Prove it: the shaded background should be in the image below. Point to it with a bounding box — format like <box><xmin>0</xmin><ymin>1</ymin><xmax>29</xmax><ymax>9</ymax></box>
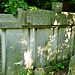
<box><xmin>0</xmin><ymin>0</ymin><xmax>75</xmax><ymax>13</ymax></box>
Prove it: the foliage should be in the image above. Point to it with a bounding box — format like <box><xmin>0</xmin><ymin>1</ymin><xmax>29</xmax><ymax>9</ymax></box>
<box><xmin>0</xmin><ymin>0</ymin><xmax>6</xmax><ymax>13</ymax></box>
<box><xmin>49</xmin><ymin>71</ymin><xmax>54</xmax><ymax>75</ymax></box>
<box><xmin>41</xmin><ymin>72</ymin><xmax>47</xmax><ymax>75</ymax></box>
<box><xmin>41</xmin><ymin>71</ymin><xmax>54</xmax><ymax>75</ymax></box>
<box><xmin>2</xmin><ymin>0</ymin><xmax>28</xmax><ymax>15</ymax></box>
<box><xmin>42</xmin><ymin>1</ymin><xmax>52</xmax><ymax>9</ymax></box>
<box><xmin>0</xmin><ymin>0</ymin><xmax>75</xmax><ymax>14</ymax></box>
<box><xmin>1</xmin><ymin>0</ymin><xmax>38</xmax><ymax>15</ymax></box>
<box><xmin>41</xmin><ymin>61</ymin><xmax>68</xmax><ymax>75</ymax></box>
<box><xmin>37</xmin><ymin>68</ymin><xmax>43</xmax><ymax>71</ymax></box>
<box><xmin>20</xmin><ymin>69</ymin><xmax>33</xmax><ymax>75</ymax></box>
<box><xmin>51</xmin><ymin>61</ymin><xmax>65</xmax><ymax>71</ymax></box>
<box><xmin>28</xmin><ymin>6</ymin><xmax>38</xmax><ymax>9</ymax></box>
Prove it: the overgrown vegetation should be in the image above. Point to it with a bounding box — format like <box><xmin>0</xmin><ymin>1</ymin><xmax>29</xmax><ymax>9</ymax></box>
<box><xmin>1</xmin><ymin>0</ymin><xmax>38</xmax><ymax>15</ymax></box>
<box><xmin>50</xmin><ymin>61</ymin><xmax>65</xmax><ymax>71</ymax></box>
<box><xmin>3</xmin><ymin>0</ymin><xmax>28</xmax><ymax>15</ymax></box>
<box><xmin>0</xmin><ymin>0</ymin><xmax>75</xmax><ymax>14</ymax></box>
<box><xmin>20</xmin><ymin>69</ymin><xmax>33</xmax><ymax>75</ymax></box>
<box><xmin>41</xmin><ymin>61</ymin><xmax>69</xmax><ymax>75</ymax></box>
<box><xmin>18</xmin><ymin>61</ymin><xmax>69</xmax><ymax>75</ymax></box>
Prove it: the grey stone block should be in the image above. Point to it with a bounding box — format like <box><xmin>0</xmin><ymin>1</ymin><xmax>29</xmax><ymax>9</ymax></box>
<box><xmin>57</xmin><ymin>28</ymin><xmax>71</xmax><ymax>62</ymax></box>
<box><xmin>6</xmin><ymin>29</ymin><xmax>29</xmax><ymax>75</ymax></box>
<box><xmin>52</xmin><ymin>2</ymin><xmax>63</xmax><ymax>14</ymax></box>
<box><xmin>26</xmin><ymin>9</ymin><xmax>55</xmax><ymax>25</ymax></box>
<box><xmin>0</xmin><ymin>14</ymin><xmax>19</xmax><ymax>28</ymax></box>
<box><xmin>68</xmin><ymin>55</ymin><xmax>75</xmax><ymax>75</ymax></box>
<box><xmin>35</xmin><ymin>28</ymin><xmax>54</xmax><ymax>67</ymax></box>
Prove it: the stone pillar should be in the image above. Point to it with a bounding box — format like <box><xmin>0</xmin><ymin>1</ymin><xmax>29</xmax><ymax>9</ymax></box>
<box><xmin>17</xmin><ymin>8</ymin><xmax>29</xmax><ymax>26</ymax></box>
<box><xmin>0</xmin><ymin>29</ymin><xmax>2</xmax><ymax>75</ymax></box>
<box><xmin>1</xmin><ymin>29</ymin><xmax>6</xmax><ymax>75</ymax></box>
<box><xmin>17</xmin><ymin>8</ymin><xmax>23</xmax><ymax>27</ymax></box>
<box><xmin>52</xmin><ymin>2</ymin><xmax>63</xmax><ymax>14</ymax></box>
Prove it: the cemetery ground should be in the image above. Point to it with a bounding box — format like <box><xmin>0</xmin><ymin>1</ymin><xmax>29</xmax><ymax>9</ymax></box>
<box><xmin>19</xmin><ymin>61</ymin><xmax>69</xmax><ymax>75</ymax></box>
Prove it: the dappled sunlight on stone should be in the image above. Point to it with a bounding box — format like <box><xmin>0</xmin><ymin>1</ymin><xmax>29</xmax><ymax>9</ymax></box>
<box><xmin>19</xmin><ymin>37</ymin><xmax>27</xmax><ymax>45</ymax></box>
<box><xmin>54</xmin><ymin>20</ymin><xmax>57</xmax><ymax>25</ymax></box>
<box><xmin>49</xmin><ymin>35</ymin><xmax>54</xmax><ymax>43</ymax></box>
<box><xmin>11</xmin><ymin>72</ymin><xmax>14</xmax><ymax>75</ymax></box>
<box><xmin>56</xmin><ymin>28</ymin><xmax>73</xmax><ymax>62</ymax></box>
<box><xmin>10</xmin><ymin>46</ymin><xmax>16</xmax><ymax>50</ymax></box>
<box><xmin>37</xmin><ymin>46</ymin><xmax>45</xmax><ymax>63</ymax></box>
<box><xmin>30</xmin><ymin>38</ymin><xmax>34</xmax><ymax>42</ymax></box>
<box><xmin>24</xmin><ymin>50</ymin><xmax>33</xmax><ymax>69</ymax></box>
<box><xmin>8</xmin><ymin>67</ymin><xmax>11</xmax><ymax>70</ymax></box>
<box><xmin>65</xmin><ymin>39</ymin><xmax>68</xmax><ymax>43</ymax></box>
<box><xmin>45</xmin><ymin>33</ymin><xmax>56</xmax><ymax>61</ymax></box>
<box><xmin>63</xmin><ymin>55</ymin><xmax>68</xmax><ymax>59</ymax></box>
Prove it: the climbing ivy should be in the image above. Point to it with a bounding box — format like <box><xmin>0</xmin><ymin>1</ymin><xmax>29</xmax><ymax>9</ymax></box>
<box><xmin>3</xmin><ymin>0</ymin><xmax>28</xmax><ymax>15</ymax></box>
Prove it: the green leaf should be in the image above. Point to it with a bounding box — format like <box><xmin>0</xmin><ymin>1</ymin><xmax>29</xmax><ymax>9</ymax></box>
<box><xmin>3</xmin><ymin>0</ymin><xmax>29</xmax><ymax>14</ymax></box>
<box><xmin>5</xmin><ymin>4</ymin><xmax>9</xmax><ymax>7</ymax></box>
<box><xmin>12</xmin><ymin>11</ymin><xmax>17</xmax><ymax>15</ymax></box>
<box><xmin>21</xmin><ymin>72</ymin><xmax>25</xmax><ymax>74</ymax></box>
<box><xmin>20</xmin><ymin>4</ymin><xmax>24</xmax><ymax>7</ymax></box>
<box><xmin>1</xmin><ymin>2</ymin><xmax>5</xmax><ymax>8</ymax></box>
<box><xmin>15</xmin><ymin>60</ymin><xmax>18</xmax><ymax>63</ymax></box>
<box><xmin>57</xmin><ymin>64</ymin><xmax>61</xmax><ymax>68</ymax></box>
<box><xmin>52</xmin><ymin>66</ymin><xmax>57</xmax><ymax>70</ymax></box>
<box><xmin>4</xmin><ymin>9</ymin><xmax>8</xmax><ymax>12</ymax></box>
<box><xmin>61</xmin><ymin>66</ymin><xmax>65</xmax><ymax>69</ymax></box>
<box><xmin>25</xmin><ymin>6</ymin><xmax>28</xmax><ymax>9</ymax></box>
<box><xmin>28</xmin><ymin>69</ymin><xmax>32</xmax><ymax>74</ymax></box>
<box><xmin>27</xmin><ymin>72</ymin><xmax>30</xmax><ymax>75</ymax></box>
<box><xmin>9</xmin><ymin>11</ymin><xmax>12</xmax><ymax>14</ymax></box>
<box><xmin>56</xmin><ymin>68</ymin><xmax>59</xmax><ymax>71</ymax></box>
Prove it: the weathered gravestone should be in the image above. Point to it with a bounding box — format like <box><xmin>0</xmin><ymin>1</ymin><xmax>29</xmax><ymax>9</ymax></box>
<box><xmin>52</xmin><ymin>2</ymin><xmax>63</xmax><ymax>14</ymax></box>
<box><xmin>68</xmin><ymin>55</ymin><xmax>75</xmax><ymax>75</ymax></box>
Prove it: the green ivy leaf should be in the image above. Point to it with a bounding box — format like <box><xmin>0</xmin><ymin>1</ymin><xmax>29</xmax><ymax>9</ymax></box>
<box><xmin>1</xmin><ymin>2</ymin><xmax>5</xmax><ymax>8</ymax></box>
<box><xmin>12</xmin><ymin>11</ymin><xmax>16</xmax><ymax>15</ymax></box>
<box><xmin>56</xmin><ymin>68</ymin><xmax>59</xmax><ymax>71</ymax></box>
<box><xmin>15</xmin><ymin>60</ymin><xmax>18</xmax><ymax>63</ymax></box>
<box><xmin>5</xmin><ymin>4</ymin><xmax>9</xmax><ymax>7</ymax></box>
<box><xmin>61</xmin><ymin>66</ymin><xmax>65</xmax><ymax>69</ymax></box>
<box><xmin>52</xmin><ymin>66</ymin><xmax>57</xmax><ymax>70</ymax></box>
<box><xmin>21</xmin><ymin>72</ymin><xmax>25</xmax><ymax>74</ymax></box>
<box><xmin>28</xmin><ymin>69</ymin><xmax>32</xmax><ymax>74</ymax></box>
<box><xmin>20</xmin><ymin>4</ymin><xmax>24</xmax><ymax>7</ymax></box>
<box><xmin>4</xmin><ymin>8</ymin><xmax>8</xmax><ymax>12</ymax></box>
<box><xmin>3</xmin><ymin>0</ymin><xmax>29</xmax><ymax>15</ymax></box>
<box><xmin>27</xmin><ymin>72</ymin><xmax>30</xmax><ymax>75</ymax></box>
<box><xmin>57</xmin><ymin>64</ymin><xmax>61</xmax><ymax>68</ymax></box>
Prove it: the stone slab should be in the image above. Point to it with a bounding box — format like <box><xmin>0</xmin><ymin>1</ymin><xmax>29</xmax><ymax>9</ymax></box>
<box><xmin>35</xmin><ymin>28</ymin><xmax>54</xmax><ymax>67</ymax></box>
<box><xmin>0</xmin><ymin>14</ymin><xmax>19</xmax><ymax>28</ymax></box>
<box><xmin>57</xmin><ymin>28</ymin><xmax>71</xmax><ymax>62</ymax></box>
<box><xmin>68</xmin><ymin>55</ymin><xmax>75</xmax><ymax>75</ymax></box>
<box><xmin>26</xmin><ymin>9</ymin><xmax>55</xmax><ymax>25</ymax></box>
<box><xmin>6</xmin><ymin>29</ymin><xmax>29</xmax><ymax>75</ymax></box>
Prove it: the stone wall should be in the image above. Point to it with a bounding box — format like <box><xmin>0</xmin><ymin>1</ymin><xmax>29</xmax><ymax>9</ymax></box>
<box><xmin>3</xmin><ymin>26</ymin><xmax>74</xmax><ymax>75</ymax></box>
<box><xmin>0</xmin><ymin>2</ymin><xmax>75</xmax><ymax>75</ymax></box>
<box><xmin>0</xmin><ymin>3</ymin><xmax>75</xmax><ymax>28</ymax></box>
<box><xmin>17</xmin><ymin>9</ymin><xmax>75</xmax><ymax>26</ymax></box>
